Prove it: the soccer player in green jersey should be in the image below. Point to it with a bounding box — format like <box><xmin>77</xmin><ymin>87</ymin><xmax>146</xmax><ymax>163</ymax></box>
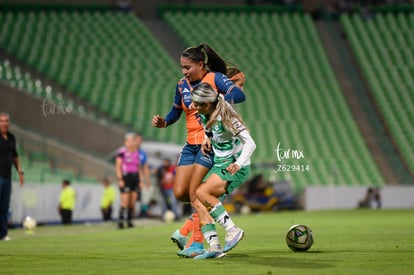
<box><xmin>190</xmin><ymin>82</ymin><xmax>256</xmax><ymax>259</ymax></box>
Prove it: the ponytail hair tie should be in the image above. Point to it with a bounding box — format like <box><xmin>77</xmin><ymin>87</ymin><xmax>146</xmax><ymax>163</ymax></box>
<box><xmin>201</xmin><ymin>48</ymin><xmax>208</xmax><ymax>65</ymax></box>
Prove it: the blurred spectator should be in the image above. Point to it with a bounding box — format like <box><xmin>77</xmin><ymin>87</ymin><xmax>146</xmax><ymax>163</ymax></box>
<box><xmin>58</xmin><ymin>179</ymin><xmax>76</xmax><ymax>224</ymax></box>
<box><xmin>157</xmin><ymin>158</ymin><xmax>180</xmax><ymax>220</ymax></box>
<box><xmin>100</xmin><ymin>178</ymin><xmax>116</xmax><ymax>222</ymax></box>
<box><xmin>0</xmin><ymin>112</ymin><xmax>24</xmax><ymax>241</ymax></box>
<box><xmin>117</xmin><ymin>0</ymin><xmax>132</xmax><ymax>12</ymax></box>
<box><xmin>247</xmin><ymin>174</ymin><xmax>268</xmax><ymax>195</ymax></box>
<box><xmin>360</xmin><ymin>4</ymin><xmax>374</xmax><ymax>20</ymax></box>
<box><xmin>134</xmin><ymin>133</ymin><xmax>151</xmax><ymax>217</ymax></box>
<box><xmin>358</xmin><ymin>187</ymin><xmax>381</xmax><ymax>209</ymax></box>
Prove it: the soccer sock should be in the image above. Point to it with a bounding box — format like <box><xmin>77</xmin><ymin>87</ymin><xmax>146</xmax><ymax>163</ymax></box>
<box><xmin>179</xmin><ymin>215</ymin><xmax>194</xmax><ymax>236</ymax></box>
<box><xmin>185</xmin><ymin>235</ymin><xmax>194</xmax><ymax>249</ymax></box>
<box><xmin>201</xmin><ymin>223</ymin><xmax>219</xmax><ymax>248</ymax></box>
<box><xmin>191</xmin><ymin>213</ymin><xmax>204</xmax><ymax>244</ymax></box>
<box><xmin>127</xmin><ymin>207</ymin><xmax>133</xmax><ymax>222</ymax></box>
<box><xmin>119</xmin><ymin>207</ymin><xmax>126</xmax><ymax>222</ymax></box>
<box><xmin>210</xmin><ymin>202</ymin><xmax>236</xmax><ymax>232</ymax></box>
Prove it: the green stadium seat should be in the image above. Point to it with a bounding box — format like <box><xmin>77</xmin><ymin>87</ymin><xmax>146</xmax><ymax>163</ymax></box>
<box><xmin>341</xmin><ymin>13</ymin><xmax>414</xmax><ymax>176</ymax></box>
<box><xmin>0</xmin><ymin>10</ymin><xmax>181</xmax><ymax>140</ymax></box>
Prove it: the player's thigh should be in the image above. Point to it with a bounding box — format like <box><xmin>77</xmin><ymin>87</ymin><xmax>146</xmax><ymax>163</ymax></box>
<box><xmin>120</xmin><ymin>192</ymin><xmax>130</xmax><ymax>206</ymax></box>
<box><xmin>130</xmin><ymin>191</ymin><xmax>138</xmax><ymax>204</ymax></box>
<box><xmin>173</xmin><ymin>165</ymin><xmax>193</xmax><ymax>202</ymax></box>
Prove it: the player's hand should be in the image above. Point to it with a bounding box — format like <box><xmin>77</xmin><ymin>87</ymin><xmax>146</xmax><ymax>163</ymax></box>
<box><xmin>18</xmin><ymin>173</ymin><xmax>24</xmax><ymax>187</ymax></box>
<box><xmin>152</xmin><ymin>115</ymin><xmax>167</xmax><ymax>128</ymax></box>
<box><xmin>118</xmin><ymin>179</ymin><xmax>125</xmax><ymax>188</ymax></box>
<box><xmin>189</xmin><ymin>102</ymin><xmax>196</xmax><ymax>110</ymax></box>
<box><xmin>226</xmin><ymin>163</ymin><xmax>240</xmax><ymax>176</ymax></box>
<box><xmin>201</xmin><ymin>137</ymin><xmax>211</xmax><ymax>155</ymax></box>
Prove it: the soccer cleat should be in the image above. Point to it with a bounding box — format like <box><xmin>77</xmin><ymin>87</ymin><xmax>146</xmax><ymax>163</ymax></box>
<box><xmin>171</xmin><ymin>229</ymin><xmax>188</xmax><ymax>250</ymax></box>
<box><xmin>223</xmin><ymin>227</ymin><xmax>244</xmax><ymax>252</ymax></box>
<box><xmin>118</xmin><ymin>222</ymin><xmax>125</xmax><ymax>229</ymax></box>
<box><xmin>177</xmin><ymin>242</ymin><xmax>204</xmax><ymax>258</ymax></box>
<box><xmin>194</xmin><ymin>245</ymin><xmax>226</xmax><ymax>260</ymax></box>
<box><xmin>1</xmin><ymin>236</ymin><xmax>11</xmax><ymax>241</ymax></box>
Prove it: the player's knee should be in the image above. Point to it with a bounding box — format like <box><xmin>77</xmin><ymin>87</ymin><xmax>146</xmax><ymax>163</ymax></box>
<box><xmin>195</xmin><ymin>187</ymin><xmax>205</xmax><ymax>203</ymax></box>
<box><xmin>173</xmin><ymin>186</ymin><xmax>189</xmax><ymax>202</ymax></box>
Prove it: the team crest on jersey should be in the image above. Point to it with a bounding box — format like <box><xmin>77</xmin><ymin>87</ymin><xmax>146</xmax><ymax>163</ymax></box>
<box><xmin>212</xmin><ymin>122</ymin><xmax>222</xmax><ymax>133</ymax></box>
<box><xmin>182</xmin><ymin>88</ymin><xmax>192</xmax><ymax>108</ymax></box>
<box><xmin>182</xmin><ymin>88</ymin><xmax>191</xmax><ymax>100</ymax></box>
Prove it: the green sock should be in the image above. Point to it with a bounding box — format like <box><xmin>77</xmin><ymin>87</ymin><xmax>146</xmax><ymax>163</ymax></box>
<box><xmin>210</xmin><ymin>202</ymin><xmax>235</xmax><ymax>231</ymax></box>
<box><xmin>201</xmin><ymin>223</ymin><xmax>219</xmax><ymax>247</ymax></box>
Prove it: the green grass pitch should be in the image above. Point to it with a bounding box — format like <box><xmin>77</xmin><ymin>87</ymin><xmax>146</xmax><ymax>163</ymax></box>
<box><xmin>1</xmin><ymin>209</ymin><xmax>413</xmax><ymax>275</ymax></box>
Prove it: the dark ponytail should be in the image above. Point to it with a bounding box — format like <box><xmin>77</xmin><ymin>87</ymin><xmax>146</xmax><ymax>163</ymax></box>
<box><xmin>181</xmin><ymin>43</ymin><xmax>227</xmax><ymax>74</ymax></box>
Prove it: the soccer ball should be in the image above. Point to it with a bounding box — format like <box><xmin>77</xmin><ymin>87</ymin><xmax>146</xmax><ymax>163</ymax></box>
<box><xmin>240</xmin><ymin>205</ymin><xmax>251</xmax><ymax>215</ymax></box>
<box><xmin>163</xmin><ymin>210</ymin><xmax>176</xmax><ymax>223</ymax></box>
<box><xmin>23</xmin><ymin>216</ymin><xmax>37</xmax><ymax>231</ymax></box>
<box><xmin>286</xmin><ymin>224</ymin><xmax>313</xmax><ymax>252</ymax></box>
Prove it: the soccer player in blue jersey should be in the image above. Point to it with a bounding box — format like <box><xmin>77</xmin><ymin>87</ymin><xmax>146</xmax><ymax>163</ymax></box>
<box><xmin>152</xmin><ymin>44</ymin><xmax>246</xmax><ymax>257</ymax></box>
<box><xmin>190</xmin><ymin>82</ymin><xmax>256</xmax><ymax>259</ymax></box>
<box><xmin>134</xmin><ymin>133</ymin><xmax>152</xmax><ymax>217</ymax></box>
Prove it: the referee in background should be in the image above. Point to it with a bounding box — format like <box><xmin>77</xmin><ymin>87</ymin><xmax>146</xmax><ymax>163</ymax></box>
<box><xmin>0</xmin><ymin>112</ymin><xmax>24</xmax><ymax>241</ymax></box>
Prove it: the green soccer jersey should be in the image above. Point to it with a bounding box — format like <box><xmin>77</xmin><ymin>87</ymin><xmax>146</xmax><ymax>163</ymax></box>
<box><xmin>201</xmin><ymin>114</ymin><xmax>248</xmax><ymax>168</ymax></box>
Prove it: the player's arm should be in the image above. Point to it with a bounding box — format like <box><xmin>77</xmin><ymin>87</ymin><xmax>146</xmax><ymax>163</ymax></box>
<box><xmin>152</xmin><ymin>85</ymin><xmax>183</xmax><ymax>128</ymax></box>
<box><xmin>12</xmin><ymin>139</ymin><xmax>24</xmax><ymax>186</ymax></box>
<box><xmin>215</xmin><ymin>73</ymin><xmax>246</xmax><ymax>104</ymax></box>
<box><xmin>143</xmin><ymin>162</ymin><xmax>151</xmax><ymax>188</ymax></box>
<box><xmin>234</xmin><ymin>129</ymin><xmax>256</xmax><ymax>168</ymax></box>
<box><xmin>139</xmin><ymin>151</ymin><xmax>151</xmax><ymax>188</ymax></box>
<box><xmin>226</xmin><ymin>118</ymin><xmax>256</xmax><ymax>175</ymax></box>
<box><xmin>115</xmin><ymin>156</ymin><xmax>124</xmax><ymax>188</ymax></box>
<box><xmin>58</xmin><ymin>192</ymin><xmax>63</xmax><ymax>210</ymax></box>
<box><xmin>201</xmin><ymin>129</ymin><xmax>213</xmax><ymax>155</ymax></box>
<box><xmin>137</xmin><ymin>163</ymin><xmax>144</xmax><ymax>190</ymax></box>
<box><xmin>13</xmin><ymin>156</ymin><xmax>24</xmax><ymax>186</ymax></box>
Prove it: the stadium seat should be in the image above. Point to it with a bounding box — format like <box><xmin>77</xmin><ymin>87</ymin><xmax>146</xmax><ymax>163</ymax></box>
<box><xmin>341</xmin><ymin>13</ymin><xmax>414</xmax><ymax>178</ymax></box>
<box><xmin>0</xmin><ymin>9</ymin><xmax>183</xmax><ymax>141</ymax></box>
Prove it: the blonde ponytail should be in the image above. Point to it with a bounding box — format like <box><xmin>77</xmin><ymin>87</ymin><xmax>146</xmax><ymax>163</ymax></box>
<box><xmin>206</xmin><ymin>94</ymin><xmax>247</xmax><ymax>134</ymax></box>
<box><xmin>191</xmin><ymin>83</ymin><xmax>247</xmax><ymax>134</ymax></box>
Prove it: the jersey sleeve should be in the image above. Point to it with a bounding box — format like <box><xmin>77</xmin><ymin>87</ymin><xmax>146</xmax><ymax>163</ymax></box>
<box><xmin>214</xmin><ymin>72</ymin><xmax>246</xmax><ymax>104</ymax></box>
<box><xmin>165</xmin><ymin>84</ymin><xmax>184</xmax><ymax>126</ymax></box>
<box><xmin>139</xmin><ymin>150</ymin><xmax>147</xmax><ymax>165</ymax></box>
<box><xmin>230</xmin><ymin>117</ymin><xmax>247</xmax><ymax>136</ymax></box>
<box><xmin>234</xmin><ymin>129</ymin><xmax>256</xmax><ymax>168</ymax></box>
<box><xmin>116</xmin><ymin>152</ymin><xmax>124</xmax><ymax>160</ymax></box>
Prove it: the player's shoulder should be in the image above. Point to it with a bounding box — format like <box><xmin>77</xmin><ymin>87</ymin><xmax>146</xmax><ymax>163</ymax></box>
<box><xmin>213</xmin><ymin>71</ymin><xmax>229</xmax><ymax>80</ymax></box>
<box><xmin>177</xmin><ymin>77</ymin><xmax>187</xmax><ymax>86</ymax></box>
<box><xmin>117</xmin><ymin>147</ymin><xmax>126</xmax><ymax>157</ymax></box>
<box><xmin>139</xmin><ymin>149</ymin><xmax>148</xmax><ymax>163</ymax></box>
<box><xmin>213</xmin><ymin>71</ymin><xmax>233</xmax><ymax>87</ymax></box>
